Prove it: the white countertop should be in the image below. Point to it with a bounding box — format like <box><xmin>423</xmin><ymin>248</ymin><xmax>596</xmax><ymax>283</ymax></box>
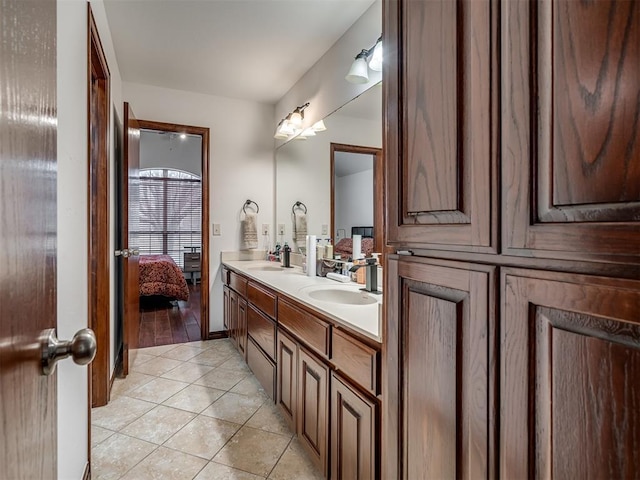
<box><xmin>222</xmin><ymin>260</ymin><xmax>382</xmax><ymax>342</ymax></box>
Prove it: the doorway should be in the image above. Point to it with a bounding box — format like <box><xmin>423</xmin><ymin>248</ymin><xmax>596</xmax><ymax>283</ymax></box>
<box><xmin>135</xmin><ymin>120</ymin><xmax>210</xmax><ymax>344</ymax></box>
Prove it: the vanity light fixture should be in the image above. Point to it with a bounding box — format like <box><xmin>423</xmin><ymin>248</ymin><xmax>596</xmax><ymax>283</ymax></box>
<box><xmin>345</xmin><ymin>35</ymin><xmax>383</xmax><ymax>84</ymax></box>
<box><xmin>274</xmin><ymin>102</ymin><xmax>314</xmax><ymax>140</ymax></box>
<box><xmin>312</xmin><ymin>119</ymin><xmax>326</xmax><ymax>132</ymax></box>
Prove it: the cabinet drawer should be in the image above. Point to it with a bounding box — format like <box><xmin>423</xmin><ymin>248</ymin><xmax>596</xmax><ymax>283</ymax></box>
<box><xmin>247</xmin><ymin>304</ymin><xmax>276</xmax><ymax>360</ymax></box>
<box><xmin>246</xmin><ymin>336</ymin><xmax>275</xmax><ymax>400</ymax></box>
<box><xmin>221</xmin><ymin>267</ymin><xmax>229</xmax><ymax>285</ymax></box>
<box><xmin>332</xmin><ymin>329</ymin><xmax>379</xmax><ymax>395</ymax></box>
<box><xmin>248</xmin><ymin>282</ymin><xmax>277</xmax><ymax>319</ymax></box>
<box><xmin>229</xmin><ymin>271</ymin><xmax>247</xmax><ymax>297</ymax></box>
<box><xmin>279</xmin><ymin>300</ymin><xmax>330</xmax><ymax>358</ymax></box>
<box><xmin>184</xmin><ymin>253</ymin><xmax>201</xmax><ymax>261</ymax></box>
<box><xmin>184</xmin><ymin>261</ymin><xmax>200</xmax><ymax>272</ymax></box>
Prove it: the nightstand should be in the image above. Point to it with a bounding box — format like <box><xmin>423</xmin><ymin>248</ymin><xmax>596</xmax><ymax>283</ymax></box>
<box><xmin>183</xmin><ymin>251</ymin><xmax>201</xmax><ymax>285</ymax></box>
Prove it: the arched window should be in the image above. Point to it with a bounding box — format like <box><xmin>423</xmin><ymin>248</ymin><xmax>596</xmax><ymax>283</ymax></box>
<box><xmin>133</xmin><ymin>168</ymin><xmax>201</xmax><ymax>268</ymax></box>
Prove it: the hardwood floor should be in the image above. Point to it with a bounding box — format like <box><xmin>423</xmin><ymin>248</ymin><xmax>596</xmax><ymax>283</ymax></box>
<box><xmin>139</xmin><ymin>284</ymin><xmax>201</xmax><ymax>347</ymax></box>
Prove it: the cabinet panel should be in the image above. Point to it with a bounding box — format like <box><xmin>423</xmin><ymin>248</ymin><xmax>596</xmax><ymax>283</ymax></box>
<box><xmin>330</xmin><ymin>372</ymin><xmax>377</xmax><ymax>480</ymax></box>
<box><xmin>248</xmin><ymin>281</ymin><xmax>277</xmax><ymax>319</ymax></box>
<box><xmin>298</xmin><ymin>347</ymin><xmax>329</xmax><ymax>475</ymax></box>
<box><xmin>276</xmin><ymin>331</ymin><xmax>298</xmax><ymax>431</ymax></box>
<box><xmin>247</xmin><ymin>304</ymin><xmax>276</xmax><ymax>360</ymax></box>
<box><xmin>229</xmin><ymin>270</ymin><xmax>247</xmax><ymax>297</ymax></box>
<box><xmin>246</xmin><ymin>336</ymin><xmax>275</xmax><ymax>400</ymax></box>
<box><xmin>500</xmin><ymin>269</ymin><xmax>640</xmax><ymax>479</ymax></box>
<box><xmin>384</xmin><ymin>257</ymin><xmax>494</xmax><ymax>479</ymax></box>
<box><xmin>223</xmin><ymin>286</ymin><xmax>230</xmax><ymax>330</ymax></box>
<box><xmin>502</xmin><ymin>0</ymin><xmax>640</xmax><ymax>261</ymax></box>
<box><xmin>385</xmin><ymin>0</ymin><xmax>497</xmax><ymax>251</ymax></box>
<box><xmin>229</xmin><ymin>289</ymin><xmax>238</xmax><ymax>345</ymax></box>
<box><xmin>279</xmin><ymin>300</ymin><xmax>330</xmax><ymax>358</ymax></box>
<box><xmin>332</xmin><ymin>328</ymin><xmax>378</xmax><ymax>395</ymax></box>
<box><xmin>237</xmin><ymin>297</ymin><xmax>247</xmax><ymax>358</ymax></box>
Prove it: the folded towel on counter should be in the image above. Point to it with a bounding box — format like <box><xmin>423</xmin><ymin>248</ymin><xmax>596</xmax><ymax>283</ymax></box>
<box><xmin>241</xmin><ymin>212</ymin><xmax>258</xmax><ymax>249</ymax></box>
<box><xmin>293</xmin><ymin>212</ymin><xmax>308</xmax><ymax>245</ymax></box>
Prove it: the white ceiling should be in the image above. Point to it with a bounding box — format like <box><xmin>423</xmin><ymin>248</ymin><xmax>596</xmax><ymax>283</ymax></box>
<box><xmin>103</xmin><ymin>0</ymin><xmax>376</xmax><ymax>104</ymax></box>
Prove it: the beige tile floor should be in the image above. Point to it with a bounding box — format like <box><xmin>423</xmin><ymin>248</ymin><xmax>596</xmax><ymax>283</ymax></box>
<box><xmin>92</xmin><ymin>339</ymin><xmax>323</xmax><ymax>480</ymax></box>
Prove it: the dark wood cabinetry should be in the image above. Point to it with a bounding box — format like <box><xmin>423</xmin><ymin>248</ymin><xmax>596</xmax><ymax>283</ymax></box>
<box><xmin>330</xmin><ymin>372</ymin><xmax>377</xmax><ymax>480</ymax></box>
<box><xmin>384</xmin><ymin>0</ymin><xmax>639</xmax><ymax>477</ymax></box>
<box><xmin>298</xmin><ymin>347</ymin><xmax>330</xmax><ymax>476</ymax></box>
<box><xmin>276</xmin><ymin>331</ymin><xmax>298</xmax><ymax>431</ymax></box>
<box><xmin>500</xmin><ymin>269</ymin><xmax>640</xmax><ymax>479</ymax></box>
<box><xmin>237</xmin><ymin>296</ymin><xmax>247</xmax><ymax>357</ymax></box>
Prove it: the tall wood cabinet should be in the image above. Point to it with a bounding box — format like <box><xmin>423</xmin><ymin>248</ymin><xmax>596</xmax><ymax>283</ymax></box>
<box><xmin>384</xmin><ymin>0</ymin><xmax>639</xmax><ymax>477</ymax></box>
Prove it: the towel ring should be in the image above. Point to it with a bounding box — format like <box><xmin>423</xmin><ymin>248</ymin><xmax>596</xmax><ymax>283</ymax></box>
<box><xmin>243</xmin><ymin>199</ymin><xmax>259</xmax><ymax>214</ymax></box>
<box><xmin>292</xmin><ymin>201</ymin><xmax>307</xmax><ymax>215</ymax></box>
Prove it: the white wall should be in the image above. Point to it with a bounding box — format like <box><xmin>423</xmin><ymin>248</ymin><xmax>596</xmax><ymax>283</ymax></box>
<box><xmin>124</xmin><ymin>82</ymin><xmax>275</xmax><ymax>332</ymax></box>
<box><xmin>57</xmin><ymin>1</ymin><xmax>123</xmax><ymax>477</ymax></box>
<box><xmin>140</xmin><ymin>131</ymin><xmax>202</xmax><ymax>176</ymax></box>
<box><xmin>275</xmin><ymin>113</ymin><xmax>381</xmax><ymax>247</ymax></box>
<box><xmin>335</xmin><ymin>167</ymin><xmax>374</xmax><ymax>239</ymax></box>
<box><xmin>274</xmin><ymin>0</ymin><xmax>381</xmax><ymax>137</ymax></box>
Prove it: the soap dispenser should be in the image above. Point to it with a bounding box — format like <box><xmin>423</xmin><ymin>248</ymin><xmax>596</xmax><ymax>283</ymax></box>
<box><xmin>282</xmin><ymin>242</ymin><xmax>292</xmax><ymax>268</ymax></box>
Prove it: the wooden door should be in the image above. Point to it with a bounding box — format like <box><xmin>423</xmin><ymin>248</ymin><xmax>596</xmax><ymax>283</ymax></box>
<box><xmin>229</xmin><ymin>290</ymin><xmax>238</xmax><ymax>346</ymax></box>
<box><xmin>122</xmin><ymin>102</ymin><xmax>140</xmax><ymax>375</ymax></box>
<box><xmin>237</xmin><ymin>297</ymin><xmax>247</xmax><ymax>357</ymax></box>
<box><xmin>298</xmin><ymin>347</ymin><xmax>330</xmax><ymax>475</ymax></box>
<box><xmin>385</xmin><ymin>0</ymin><xmax>498</xmax><ymax>252</ymax></box>
<box><xmin>330</xmin><ymin>373</ymin><xmax>377</xmax><ymax>480</ymax></box>
<box><xmin>502</xmin><ymin>0</ymin><xmax>639</xmax><ymax>263</ymax></box>
<box><xmin>276</xmin><ymin>331</ymin><xmax>298</xmax><ymax>431</ymax></box>
<box><xmin>384</xmin><ymin>256</ymin><xmax>495</xmax><ymax>479</ymax></box>
<box><xmin>500</xmin><ymin>269</ymin><xmax>640</xmax><ymax>478</ymax></box>
<box><xmin>223</xmin><ymin>286</ymin><xmax>230</xmax><ymax>329</ymax></box>
<box><xmin>0</xmin><ymin>0</ymin><xmax>57</xmax><ymax>475</ymax></box>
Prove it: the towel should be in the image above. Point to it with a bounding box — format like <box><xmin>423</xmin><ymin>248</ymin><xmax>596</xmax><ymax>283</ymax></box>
<box><xmin>293</xmin><ymin>212</ymin><xmax>307</xmax><ymax>245</ymax></box>
<box><xmin>241</xmin><ymin>212</ymin><xmax>258</xmax><ymax>249</ymax></box>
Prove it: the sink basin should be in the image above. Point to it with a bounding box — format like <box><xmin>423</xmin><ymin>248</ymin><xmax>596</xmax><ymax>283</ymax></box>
<box><xmin>248</xmin><ymin>265</ymin><xmax>284</xmax><ymax>272</ymax></box>
<box><xmin>307</xmin><ymin>288</ymin><xmax>377</xmax><ymax>305</ymax></box>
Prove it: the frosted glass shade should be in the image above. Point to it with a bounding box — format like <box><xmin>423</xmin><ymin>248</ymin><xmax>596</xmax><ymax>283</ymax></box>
<box><xmin>369</xmin><ymin>40</ymin><xmax>383</xmax><ymax>71</ymax></box>
<box><xmin>345</xmin><ymin>56</ymin><xmax>369</xmax><ymax>84</ymax></box>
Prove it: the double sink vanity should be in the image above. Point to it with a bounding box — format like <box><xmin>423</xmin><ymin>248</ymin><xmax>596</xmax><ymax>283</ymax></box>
<box><xmin>221</xmin><ymin>259</ymin><xmax>382</xmax><ymax>479</ymax></box>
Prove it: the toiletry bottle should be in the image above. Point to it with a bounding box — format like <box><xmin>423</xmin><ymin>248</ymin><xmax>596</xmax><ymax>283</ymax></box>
<box><xmin>282</xmin><ymin>242</ymin><xmax>291</xmax><ymax>268</ymax></box>
<box><xmin>325</xmin><ymin>239</ymin><xmax>333</xmax><ymax>260</ymax></box>
<box><xmin>316</xmin><ymin>239</ymin><xmax>325</xmax><ymax>260</ymax></box>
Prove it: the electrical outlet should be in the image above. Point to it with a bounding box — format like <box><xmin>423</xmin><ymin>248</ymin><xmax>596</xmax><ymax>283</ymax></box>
<box><xmin>213</xmin><ymin>223</ymin><xmax>221</xmax><ymax>236</ymax></box>
<box><xmin>261</xmin><ymin>224</ymin><xmax>269</xmax><ymax>236</ymax></box>
<box><xmin>321</xmin><ymin>224</ymin><xmax>328</xmax><ymax>235</ymax></box>
<box><xmin>278</xmin><ymin>224</ymin><xmax>285</xmax><ymax>235</ymax></box>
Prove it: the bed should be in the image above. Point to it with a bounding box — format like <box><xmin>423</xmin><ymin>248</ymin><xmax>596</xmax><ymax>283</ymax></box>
<box><xmin>334</xmin><ymin>226</ymin><xmax>375</xmax><ymax>259</ymax></box>
<box><xmin>139</xmin><ymin>255</ymin><xmax>190</xmax><ymax>301</ymax></box>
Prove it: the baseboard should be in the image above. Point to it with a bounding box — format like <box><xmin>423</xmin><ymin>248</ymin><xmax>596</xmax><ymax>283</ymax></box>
<box><xmin>208</xmin><ymin>330</ymin><xmax>229</xmax><ymax>340</ymax></box>
<box><xmin>82</xmin><ymin>461</ymin><xmax>90</xmax><ymax>480</ymax></box>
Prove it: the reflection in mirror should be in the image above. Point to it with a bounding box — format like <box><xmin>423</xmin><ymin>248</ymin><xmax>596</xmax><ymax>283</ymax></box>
<box><xmin>275</xmin><ymin>83</ymin><xmax>382</xmax><ymax>257</ymax></box>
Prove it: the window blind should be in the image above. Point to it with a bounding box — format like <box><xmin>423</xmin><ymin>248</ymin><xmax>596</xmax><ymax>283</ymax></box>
<box><xmin>134</xmin><ymin>168</ymin><xmax>201</xmax><ymax>268</ymax></box>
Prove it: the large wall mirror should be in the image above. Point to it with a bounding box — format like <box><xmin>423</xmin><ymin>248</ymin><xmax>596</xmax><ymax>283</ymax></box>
<box><xmin>275</xmin><ymin>83</ymin><xmax>382</xmax><ymax>257</ymax></box>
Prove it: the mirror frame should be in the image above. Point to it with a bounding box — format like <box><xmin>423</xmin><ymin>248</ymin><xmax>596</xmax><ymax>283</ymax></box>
<box><xmin>330</xmin><ymin>142</ymin><xmax>384</xmax><ymax>257</ymax></box>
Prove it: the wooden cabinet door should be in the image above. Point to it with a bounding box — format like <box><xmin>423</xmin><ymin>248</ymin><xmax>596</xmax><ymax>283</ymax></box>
<box><xmin>298</xmin><ymin>347</ymin><xmax>330</xmax><ymax>475</ymax></box>
<box><xmin>502</xmin><ymin>0</ymin><xmax>639</xmax><ymax>263</ymax></box>
<box><xmin>223</xmin><ymin>286</ymin><xmax>230</xmax><ymax>330</ymax></box>
<box><xmin>384</xmin><ymin>256</ymin><xmax>495</xmax><ymax>479</ymax></box>
<box><xmin>229</xmin><ymin>289</ymin><xmax>238</xmax><ymax>346</ymax></box>
<box><xmin>237</xmin><ymin>297</ymin><xmax>247</xmax><ymax>357</ymax></box>
<box><xmin>384</xmin><ymin>0</ymin><xmax>497</xmax><ymax>252</ymax></box>
<box><xmin>500</xmin><ymin>269</ymin><xmax>640</xmax><ymax>478</ymax></box>
<box><xmin>276</xmin><ymin>331</ymin><xmax>298</xmax><ymax>431</ymax></box>
<box><xmin>330</xmin><ymin>373</ymin><xmax>377</xmax><ymax>480</ymax></box>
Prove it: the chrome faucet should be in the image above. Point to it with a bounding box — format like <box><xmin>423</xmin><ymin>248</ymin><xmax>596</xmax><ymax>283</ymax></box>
<box><xmin>349</xmin><ymin>258</ymin><xmax>381</xmax><ymax>294</ymax></box>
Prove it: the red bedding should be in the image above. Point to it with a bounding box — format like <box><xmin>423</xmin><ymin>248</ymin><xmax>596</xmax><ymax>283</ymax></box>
<box><xmin>139</xmin><ymin>255</ymin><xmax>190</xmax><ymax>301</ymax></box>
<box><xmin>334</xmin><ymin>237</ymin><xmax>374</xmax><ymax>259</ymax></box>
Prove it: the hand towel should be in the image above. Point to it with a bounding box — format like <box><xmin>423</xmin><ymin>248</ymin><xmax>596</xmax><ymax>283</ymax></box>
<box><xmin>241</xmin><ymin>212</ymin><xmax>258</xmax><ymax>250</ymax></box>
<box><xmin>293</xmin><ymin>212</ymin><xmax>308</xmax><ymax>245</ymax></box>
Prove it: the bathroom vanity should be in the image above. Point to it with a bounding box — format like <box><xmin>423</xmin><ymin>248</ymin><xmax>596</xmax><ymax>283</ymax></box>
<box><xmin>222</xmin><ymin>260</ymin><xmax>381</xmax><ymax>479</ymax></box>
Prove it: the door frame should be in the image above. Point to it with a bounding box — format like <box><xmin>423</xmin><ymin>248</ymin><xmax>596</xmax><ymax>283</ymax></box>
<box><xmin>88</xmin><ymin>4</ymin><xmax>111</xmax><ymax>411</ymax></box>
<box><xmin>330</xmin><ymin>143</ymin><xmax>384</xmax><ymax>256</ymax></box>
<box><xmin>137</xmin><ymin>119</ymin><xmax>211</xmax><ymax>339</ymax></box>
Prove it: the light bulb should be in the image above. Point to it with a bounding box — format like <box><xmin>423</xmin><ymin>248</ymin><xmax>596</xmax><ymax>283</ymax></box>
<box><xmin>369</xmin><ymin>39</ymin><xmax>383</xmax><ymax>72</ymax></box>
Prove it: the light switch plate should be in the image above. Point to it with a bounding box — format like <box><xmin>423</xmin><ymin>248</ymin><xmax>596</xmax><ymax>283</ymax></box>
<box><xmin>278</xmin><ymin>224</ymin><xmax>285</xmax><ymax>235</ymax></box>
<box><xmin>262</xmin><ymin>224</ymin><xmax>269</xmax><ymax>236</ymax></box>
<box><xmin>321</xmin><ymin>224</ymin><xmax>328</xmax><ymax>235</ymax></box>
<box><xmin>213</xmin><ymin>223</ymin><xmax>221</xmax><ymax>236</ymax></box>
